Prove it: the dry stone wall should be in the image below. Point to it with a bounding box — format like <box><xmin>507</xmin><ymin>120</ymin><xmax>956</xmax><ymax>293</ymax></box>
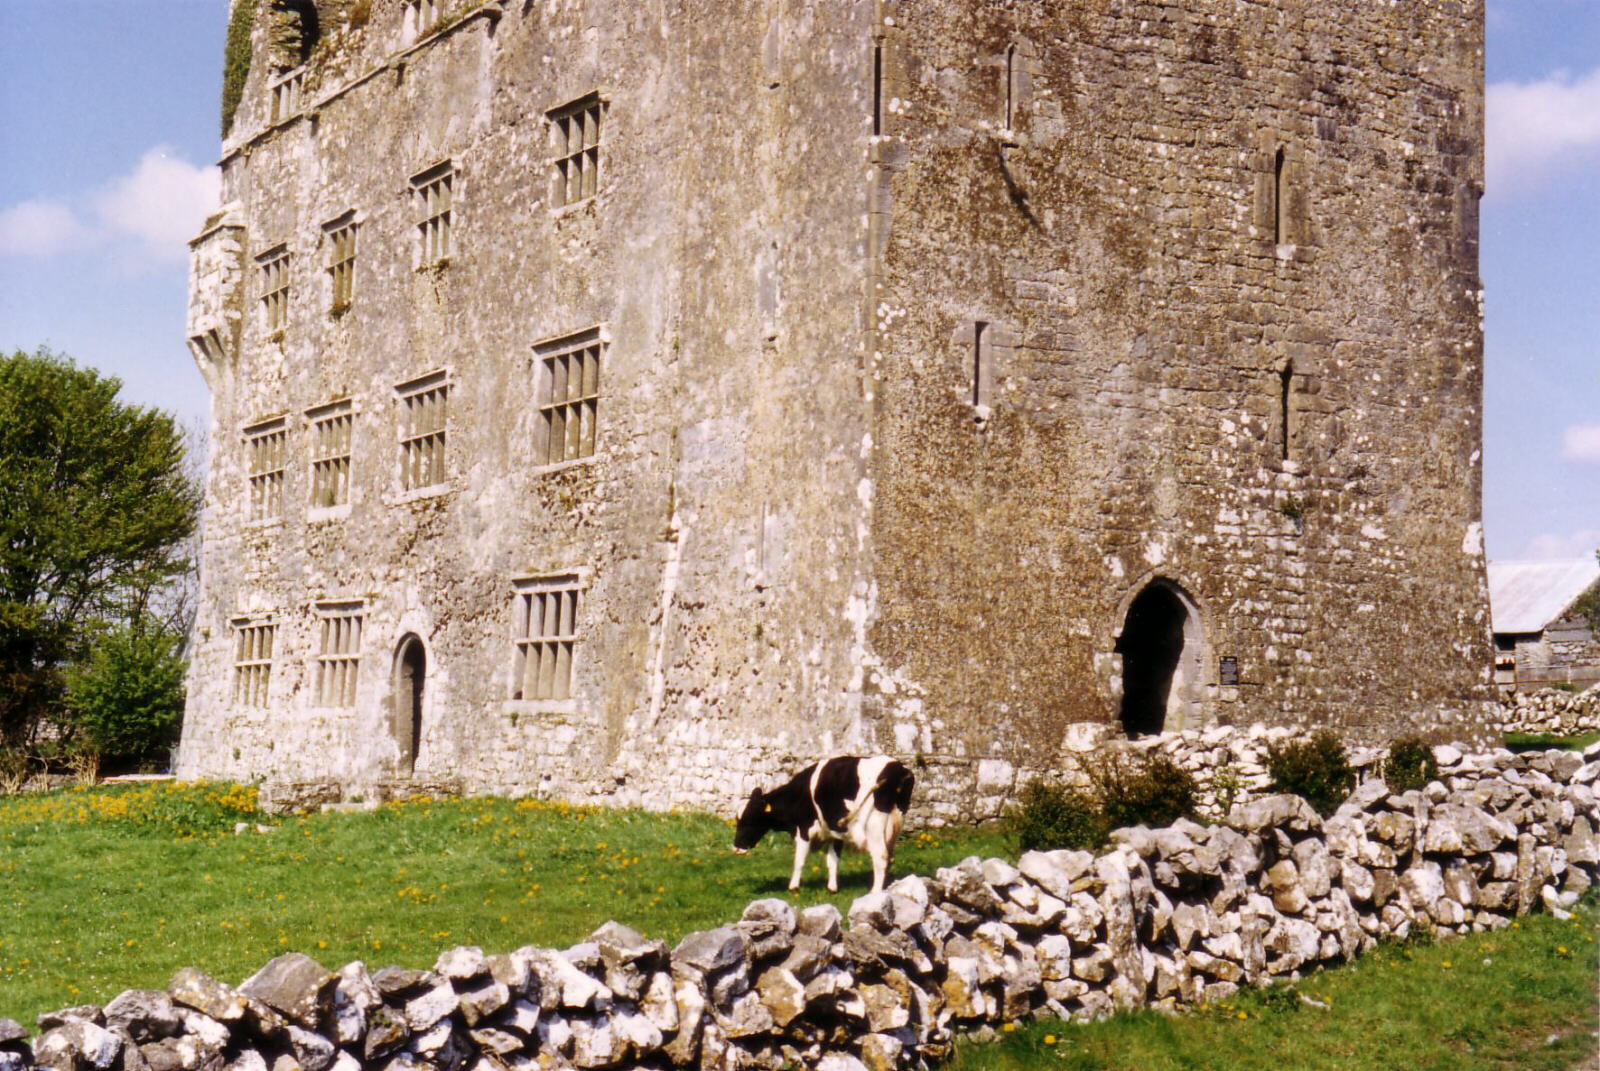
<box><xmin>11</xmin><ymin>742</ymin><xmax>1597</xmax><ymax>1071</ymax></box>
<box><xmin>1493</xmin><ymin>686</ymin><xmax>1600</xmax><ymax>737</ymax></box>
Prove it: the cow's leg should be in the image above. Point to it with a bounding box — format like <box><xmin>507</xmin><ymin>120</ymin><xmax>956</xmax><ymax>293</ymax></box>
<box><xmin>789</xmin><ymin>834</ymin><xmax>811</xmax><ymax>891</ymax></box>
<box><xmin>866</xmin><ymin>812</ymin><xmax>890</xmax><ymax>893</ymax></box>
<box><xmin>826</xmin><ymin>843</ymin><xmax>840</xmax><ymax>893</ymax></box>
<box><xmin>884</xmin><ymin>808</ymin><xmax>905</xmax><ymax>877</ymax></box>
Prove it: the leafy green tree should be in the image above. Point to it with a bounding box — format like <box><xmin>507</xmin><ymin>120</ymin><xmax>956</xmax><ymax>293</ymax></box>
<box><xmin>0</xmin><ymin>349</ymin><xmax>199</xmax><ymax>747</ymax></box>
<box><xmin>64</xmin><ymin>619</ymin><xmax>188</xmax><ymax>768</ymax></box>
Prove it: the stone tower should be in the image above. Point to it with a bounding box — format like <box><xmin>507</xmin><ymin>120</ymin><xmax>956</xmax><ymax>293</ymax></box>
<box><xmin>179</xmin><ymin>0</ymin><xmax>1494</xmax><ymax>816</ymax></box>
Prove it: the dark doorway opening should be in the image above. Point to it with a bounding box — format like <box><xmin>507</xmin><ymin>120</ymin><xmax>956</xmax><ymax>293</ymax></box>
<box><xmin>394</xmin><ymin>636</ymin><xmax>426</xmax><ymax>774</ymax></box>
<box><xmin>1116</xmin><ymin>584</ymin><xmax>1189</xmax><ymax>737</ymax></box>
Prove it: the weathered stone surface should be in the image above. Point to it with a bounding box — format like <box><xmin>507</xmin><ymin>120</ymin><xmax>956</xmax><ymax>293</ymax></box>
<box><xmin>35</xmin><ymin>1023</ymin><xmax>120</xmax><ymax>1071</ymax></box>
<box><xmin>403</xmin><ymin>979</ymin><xmax>458</xmax><ymax>1031</ymax></box>
<box><xmin>239</xmin><ymin>955</ymin><xmax>338</xmax><ymax>1028</ymax></box>
<box><xmin>100</xmin><ymin>992</ymin><xmax>182</xmax><ymax>1045</ymax></box>
<box><xmin>168</xmin><ymin>971</ymin><xmax>247</xmax><ymax>1024</ymax></box>
<box><xmin>1226</xmin><ymin>796</ymin><xmax>1322</xmax><ymax>835</ymax></box>
<box><xmin>0</xmin><ymin>1020</ymin><xmax>26</xmax><ymax>1045</ymax></box>
<box><xmin>755</xmin><ymin>968</ymin><xmax>807</xmax><ymax>1028</ymax></box>
<box><xmin>434</xmin><ymin>946</ymin><xmax>487</xmax><ymax>983</ymax></box>
<box><xmin>673</xmin><ymin>927</ymin><xmax>749</xmax><ymax>974</ymax></box>
<box><xmin>370</xmin><ymin>968</ymin><xmax>431</xmax><ymax>999</ymax></box>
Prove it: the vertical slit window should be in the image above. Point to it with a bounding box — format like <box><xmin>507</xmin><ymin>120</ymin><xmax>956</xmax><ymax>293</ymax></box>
<box><xmin>411</xmin><ymin>164</ymin><xmax>454</xmax><ymax>266</ymax></box>
<box><xmin>315</xmin><ymin>604</ymin><xmax>363</xmax><ymax>708</ymax></box>
<box><xmin>309</xmin><ymin>401</ymin><xmax>353</xmax><ymax>509</ymax></box>
<box><xmin>535</xmin><ymin>328</ymin><xmax>603</xmax><ymax>465</ymax></box>
<box><xmin>1273</xmin><ymin>146</ymin><xmax>1286</xmax><ymax>246</ymax></box>
<box><xmin>512</xmin><ymin>576</ymin><xmax>582</xmax><ymax>701</ymax></box>
<box><xmin>259</xmin><ymin>248</ymin><xmax>290</xmax><ymax>333</ymax></box>
<box><xmin>1279</xmin><ymin>362</ymin><xmax>1294</xmax><ymax>461</ymax></box>
<box><xmin>872</xmin><ymin>44</ymin><xmax>883</xmax><ymax>136</ymax></box>
<box><xmin>232</xmin><ymin>620</ymin><xmax>276</xmax><ymax>707</ymax></box>
<box><xmin>244</xmin><ymin>418</ymin><xmax>288</xmax><ymax>522</ymax></box>
<box><xmin>397</xmin><ymin>373</ymin><xmax>448</xmax><ymax>491</ymax></box>
<box><xmin>972</xmin><ymin>321</ymin><xmax>990</xmax><ymax>408</ymax></box>
<box><xmin>1004</xmin><ymin>45</ymin><xmax>1016</xmax><ymax>130</ymax></box>
<box><xmin>548</xmin><ymin>95</ymin><xmax>603</xmax><ymax>209</ymax></box>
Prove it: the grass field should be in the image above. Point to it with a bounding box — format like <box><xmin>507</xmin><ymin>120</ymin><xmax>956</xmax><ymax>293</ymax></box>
<box><xmin>0</xmin><ymin>782</ymin><xmax>1007</xmax><ymax>1024</ymax></box>
<box><xmin>1504</xmin><ymin>732</ymin><xmax>1600</xmax><ymax>753</ymax></box>
<box><xmin>951</xmin><ymin>907</ymin><xmax>1599</xmax><ymax>1071</ymax></box>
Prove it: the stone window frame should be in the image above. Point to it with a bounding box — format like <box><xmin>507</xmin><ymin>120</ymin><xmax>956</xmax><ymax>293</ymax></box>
<box><xmin>395</xmin><ymin>370</ymin><xmax>450</xmax><ymax>497</ymax></box>
<box><xmin>313</xmin><ymin>601</ymin><xmax>365</xmax><ymax>709</ymax></box>
<box><xmin>547</xmin><ymin>93</ymin><xmax>605</xmax><ymax>211</ymax></box>
<box><xmin>509</xmin><ymin>572</ymin><xmax>588</xmax><ymax>703</ymax></box>
<box><xmin>257</xmin><ymin>245</ymin><xmax>291</xmax><ymax>337</ymax></box>
<box><xmin>269</xmin><ymin>66</ymin><xmax>306</xmax><ymax>125</ymax></box>
<box><xmin>243</xmin><ymin>415</ymin><xmax>289</xmax><ymax>525</ymax></box>
<box><xmin>307</xmin><ymin>398</ymin><xmax>355</xmax><ymax>517</ymax></box>
<box><xmin>532</xmin><ymin>326</ymin><xmax>605</xmax><ymax>468</ymax></box>
<box><xmin>231</xmin><ymin>615</ymin><xmax>277</xmax><ymax>708</ymax></box>
<box><xmin>411</xmin><ymin>161</ymin><xmax>455</xmax><ymax>268</ymax></box>
<box><xmin>402</xmin><ymin>0</ymin><xmax>443</xmax><ymax>46</ymax></box>
<box><xmin>323</xmin><ymin>211</ymin><xmax>358</xmax><ymax>315</ymax></box>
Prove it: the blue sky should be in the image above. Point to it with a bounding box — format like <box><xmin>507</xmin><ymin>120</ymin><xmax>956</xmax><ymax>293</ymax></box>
<box><xmin>0</xmin><ymin>1</ymin><xmax>1595</xmax><ymax>563</ymax></box>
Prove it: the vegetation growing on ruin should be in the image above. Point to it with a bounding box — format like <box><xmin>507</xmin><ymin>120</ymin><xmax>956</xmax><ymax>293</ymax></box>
<box><xmin>1266</xmin><ymin>730</ymin><xmax>1355</xmax><ymax>817</ymax></box>
<box><xmin>1382</xmin><ymin>736</ymin><xmax>1439</xmax><ymax>793</ymax></box>
<box><xmin>1010</xmin><ymin>754</ymin><xmax>1200</xmax><ymax>853</ymax></box>
<box><xmin>949</xmin><ymin>905</ymin><xmax>1598</xmax><ymax>1070</ymax></box>
<box><xmin>0</xmin><ymin>785</ymin><xmax>1006</xmax><ymax>1024</ymax></box>
<box><xmin>222</xmin><ymin>0</ymin><xmax>260</xmax><ymax>136</ymax></box>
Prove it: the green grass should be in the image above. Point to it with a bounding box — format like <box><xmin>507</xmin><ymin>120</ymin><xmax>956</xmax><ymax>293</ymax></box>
<box><xmin>950</xmin><ymin>908</ymin><xmax>1599</xmax><ymax>1071</ymax></box>
<box><xmin>1503</xmin><ymin>732</ymin><xmax>1600</xmax><ymax>753</ymax></box>
<box><xmin>0</xmin><ymin>783</ymin><xmax>1007</xmax><ymax>1025</ymax></box>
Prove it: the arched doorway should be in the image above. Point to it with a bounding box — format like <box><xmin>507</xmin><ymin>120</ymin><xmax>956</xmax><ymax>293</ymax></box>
<box><xmin>1115</xmin><ymin>581</ymin><xmax>1203</xmax><ymax>737</ymax></box>
<box><xmin>393</xmin><ymin>635</ymin><xmax>426</xmax><ymax>774</ymax></box>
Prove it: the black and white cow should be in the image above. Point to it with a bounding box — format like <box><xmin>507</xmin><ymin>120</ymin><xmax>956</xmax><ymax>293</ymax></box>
<box><xmin>732</xmin><ymin>755</ymin><xmax>915</xmax><ymax>894</ymax></box>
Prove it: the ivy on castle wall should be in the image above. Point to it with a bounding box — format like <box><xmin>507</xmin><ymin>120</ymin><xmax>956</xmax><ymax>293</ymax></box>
<box><xmin>221</xmin><ymin>0</ymin><xmax>260</xmax><ymax>137</ymax></box>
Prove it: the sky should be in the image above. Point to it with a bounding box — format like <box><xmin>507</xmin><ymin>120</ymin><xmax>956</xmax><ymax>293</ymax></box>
<box><xmin>0</xmin><ymin>1</ymin><xmax>1595</xmax><ymax>564</ymax></box>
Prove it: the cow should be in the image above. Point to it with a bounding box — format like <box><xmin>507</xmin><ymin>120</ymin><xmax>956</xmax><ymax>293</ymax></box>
<box><xmin>732</xmin><ymin>755</ymin><xmax>915</xmax><ymax>894</ymax></box>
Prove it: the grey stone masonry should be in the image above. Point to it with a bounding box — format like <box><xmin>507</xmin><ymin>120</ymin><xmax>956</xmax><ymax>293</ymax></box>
<box><xmin>180</xmin><ymin>0</ymin><xmax>1494</xmax><ymax>812</ymax></box>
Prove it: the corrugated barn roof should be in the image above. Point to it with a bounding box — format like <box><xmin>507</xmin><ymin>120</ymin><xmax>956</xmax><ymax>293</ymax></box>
<box><xmin>1488</xmin><ymin>558</ymin><xmax>1600</xmax><ymax>635</ymax></box>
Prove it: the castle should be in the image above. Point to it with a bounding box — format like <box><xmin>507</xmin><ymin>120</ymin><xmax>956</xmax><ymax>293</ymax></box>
<box><xmin>177</xmin><ymin>0</ymin><xmax>1495</xmax><ymax>816</ymax></box>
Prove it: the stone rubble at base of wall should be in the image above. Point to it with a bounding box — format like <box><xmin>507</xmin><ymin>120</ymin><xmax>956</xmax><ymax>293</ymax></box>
<box><xmin>6</xmin><ymin>740</ymin><xmax>1599</xmax><ymax>1071</ymax></box>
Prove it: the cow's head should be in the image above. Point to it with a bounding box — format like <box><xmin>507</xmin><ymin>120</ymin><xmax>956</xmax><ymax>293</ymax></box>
<box><xmin>732</xmin><ymin>789</ymin><xmax>771</xmax><ymax>853</ymax></box>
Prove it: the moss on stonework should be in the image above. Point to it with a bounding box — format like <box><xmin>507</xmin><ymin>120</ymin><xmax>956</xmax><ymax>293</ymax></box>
<box><xmin>221</xmin><ymin>0</ymin><xmax>260</xmax><ymax>136</ymax></box>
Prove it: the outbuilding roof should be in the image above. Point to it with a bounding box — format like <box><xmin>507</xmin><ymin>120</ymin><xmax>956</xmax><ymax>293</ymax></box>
<box><xmin>1488</xmin><ymin>558</ymin><xmax>1600</xmax><ymax>635</ymax></box>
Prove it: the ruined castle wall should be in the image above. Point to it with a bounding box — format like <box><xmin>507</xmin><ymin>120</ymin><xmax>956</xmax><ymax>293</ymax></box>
<box><xmin>180</xmin><ymin>0</ymin><xmax>879</xmax><ymax>804</ymax></box>
<box><xmin>862</xmin><ymin>0</ymin><xmax>1494</xmax><ymax>774</ymax></box>
<box><xmin>182</xmin><ymin>0</ymin><xmax>1495</xmax><ymax>818</ymax></box>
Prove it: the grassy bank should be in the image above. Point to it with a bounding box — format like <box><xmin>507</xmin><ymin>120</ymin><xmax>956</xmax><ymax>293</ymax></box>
<box><xmin>951</xmin><ymin>907</ymin><xmax>1599</xmax><ymax>1071</ymax></box>
<box><xmin>0</xmin><ymin>783</ymin><xmax>1006</xmax><ymax>1024</ymax></box>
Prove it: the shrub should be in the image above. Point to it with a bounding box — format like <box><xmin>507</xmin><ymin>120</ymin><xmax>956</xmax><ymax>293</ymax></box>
<box><xmin>1089</xmin><ymin>753</ymin><xmax>1199</xmax><ymax>831</ymax></box>
<box><xmin>1266</xmin><ymin>729</ymin><xmax>1355</xmax><ymax>817</ymax></box>
<box><xmin>63</xmin><ymin>621</ymin><xmax>186</xmax><ymax>769</ymax></box>
<box><xmin>1011</xmin><ymin>780</ymin><xmax>1106</xmax><ymax>852</ymax></box>
<box><xmin>1383</xmin><ymin>736</ymin><xmax>1438</xmax><ymax>793</ymax></box>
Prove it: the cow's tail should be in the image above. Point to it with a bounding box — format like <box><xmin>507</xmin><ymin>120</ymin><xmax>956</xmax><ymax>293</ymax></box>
<box><xmin>871</xmin><ymin>760</ymin><xmax>915</xmax><ymax>815</ymax></box>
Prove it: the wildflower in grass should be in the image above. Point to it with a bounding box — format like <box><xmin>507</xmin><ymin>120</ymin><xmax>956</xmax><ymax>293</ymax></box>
<box><xmin>1043</xmin><ymin>1035</ymin><xmax>1056</xmax><ymax>1045</ymax></box>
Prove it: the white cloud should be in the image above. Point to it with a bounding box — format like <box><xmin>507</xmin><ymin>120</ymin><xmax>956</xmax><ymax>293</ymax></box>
<box><xmin>91</xmin><ymin>148</ymin><xmax>220</xmax><ymax>259</ymax></box>
<box><xmin>1563</xmin><ymin>424</ymin><xmax>1600</xmax><ymax>464</ymax></box>
<box><xmin>0</xmin><ymin>198</ymin><xmax>90</xmax><ymax>256</ymax></box>
<box><xmin>0</xmin><ymin>147</ymin><xmax>218</xmax><ymax>263</ymax></box>
<box><xmin>1522</xmin><ymin>528</ymin><xmax>1600</xmax><ymax>561</ymax></box>
<box><xmin>1487</xmin><ymin>67</ymin><xmax>1600</xmax><ymax>197</ymax></box>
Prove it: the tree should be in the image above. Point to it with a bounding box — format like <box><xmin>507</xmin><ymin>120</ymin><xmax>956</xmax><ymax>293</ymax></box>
<box><xmin>64</xmin><ymin>619</ymin><xmax>188</xmax><ymax>769</ymax></box>
<box><xmin>0</xmin><ymin>349</ymin><xmax>200</xmax><ymax>747</ymax></box>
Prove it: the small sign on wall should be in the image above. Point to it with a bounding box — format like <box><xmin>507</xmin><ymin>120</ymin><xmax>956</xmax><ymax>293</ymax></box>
<box><xmin>1219</xmin><ymin>656</ymin><xmax>1239</xmax><ymax>686</ymax></box>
